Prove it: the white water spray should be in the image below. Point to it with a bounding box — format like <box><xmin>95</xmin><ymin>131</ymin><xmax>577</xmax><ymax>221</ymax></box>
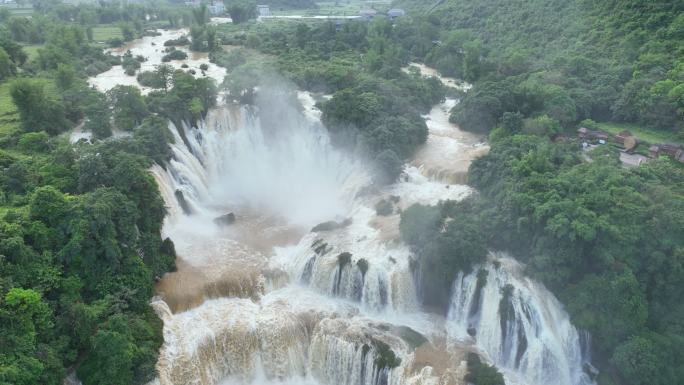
<box><xmin>447</xmin><ymin>255</ymin><xmax>594</xmax><ymax>385</ymax></box>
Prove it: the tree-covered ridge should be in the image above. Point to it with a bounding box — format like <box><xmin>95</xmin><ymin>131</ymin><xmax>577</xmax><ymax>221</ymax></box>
<box><xmin>0</xmin><ymin>2</ymin><xmax>223</xmax><ymax>383</ymax></box>
<box><xmin>214</xmin><ymin>18</ymin><xmax>447</xmax><ymax>183</ymax></box>
<box><xmin>385</xmin><ymin>2</ymin><xmax>684</xmax><ymax>384</ymax></box>
<box><xmin>395</xmin><ymin>0</ymin><xmax>684</xmax><ymax>136</ymax></box>
<box><xmin>0</xmin><ymin>125</ymin><xmax>178</xmax><ymax>384</ymax></box>
<box><xmin>400</xmin><ymin>133</ymin><xmax>684</xmax><ymax>384</ymax></box>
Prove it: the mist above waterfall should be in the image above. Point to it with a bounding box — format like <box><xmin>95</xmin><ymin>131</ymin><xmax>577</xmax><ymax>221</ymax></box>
<box><xmin>199</xmin><ymin>86</ymin><xmax>367</xmax><ymax>227</ymax></box>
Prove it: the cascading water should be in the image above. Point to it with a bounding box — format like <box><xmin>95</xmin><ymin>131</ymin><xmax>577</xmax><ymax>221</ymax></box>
<box><xmin>447</xmin><ymin>255</ymin><xmax>594</xmax><ymax>385</ymax></box>
<box><xmin>157</xmin><ymin>89</ymin><xmax>366</xmax><ymax>229</ymax></box>
<box><xmin>147</xmin><ymin>83</ymin><xmax>472</xmax><ymax>384</ymax></box>
<box><xmin>148</xmin><ymin>83</ymin><xmax>597</xmax><ymax>385</ymax></box>
<box><xmin>110</xmin><ymin>45</ymin><xmax>597</xmax><ymax>385</ymax></box>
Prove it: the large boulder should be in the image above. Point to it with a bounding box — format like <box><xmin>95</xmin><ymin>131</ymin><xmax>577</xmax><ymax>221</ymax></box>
<box><xmin>174</xmin><ymin>190</ymin><xmax>194</xmax><ymax>215</ymax></box>
<box><xmin>311</xmin><ymin>218</ymin><xmax>352</xmax><ymax>232</ymax></box>
<box><xmin>213</xmin><ymin>212</ymin><xmax>236</xmax><ymax>226</ymax></box>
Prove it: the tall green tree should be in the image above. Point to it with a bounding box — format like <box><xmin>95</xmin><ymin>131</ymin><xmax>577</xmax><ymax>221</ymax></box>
<box><xmin>107</xmin><ymin>85</ymin><xmax>149</xmax><ymax>131</ymax></box>
<box><xmin>10</xmin><ymin>79</ymin><xmax>69</xmax><ymax>135</ymax></box>
<box><xmin>226</xmin><ymin>0</ymin><xmax>256</xmax><ymax>24</ymax></box>
<box><xmin>0</xmin><ymin>46</ymin><xmax>15</xmax><ymax>81</ymax></box>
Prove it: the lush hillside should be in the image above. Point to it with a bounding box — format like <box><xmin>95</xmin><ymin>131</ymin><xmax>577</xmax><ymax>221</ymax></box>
<box><xmin>0</xmin><ymin>3</ymin><xmax>219</xmax><ymax>384</ymax></box>
<box><xmin>393</xmin><ymin>1</ymin><xmax>684</xmax><ymax>385</ymax></box>
<box><xmin>394</xmin><ymin>0</ymin><xmax>684</xmax><ymax>136</ymax></box>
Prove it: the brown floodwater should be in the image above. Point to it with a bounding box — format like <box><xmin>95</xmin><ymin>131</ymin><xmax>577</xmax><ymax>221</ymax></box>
<box><xmin>155</xmin><ymin>208</ymin><xmax>306</xmax><ymax>313</ymax></box>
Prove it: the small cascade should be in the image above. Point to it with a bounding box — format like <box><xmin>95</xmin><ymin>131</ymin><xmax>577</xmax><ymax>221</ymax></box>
<box><xmin>152</xmin><ymin>288</ymin><xmax>419</xmax><ymax>385</ymax></box>
<box><xmin>308</xmin><ymin>320</ymin><xmax>404</xmax><ymax>385</ymax></box>
<box><xmin>447</xmin><ymin>254</ymin><xmax>594</xmax><ymax>385</ymax></box>
<box><xmin>410</xmin><ymin>95</ymin><xmax>489</xmax><ymax>186</ymax></box>
<box><xmin>276</xmin><ymin>226</ymin><xmax>420</xmax><ymax>313</ymax></box>
<box><xmin>152</xmin><ymin>295</ymin><xmax>310</xmax><ymax>385</ymax></box>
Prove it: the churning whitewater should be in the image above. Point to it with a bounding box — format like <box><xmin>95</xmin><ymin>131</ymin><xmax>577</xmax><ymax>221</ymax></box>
<box><xmin>138</xmin><ymin>57</ymin><xmax>595</xmax><ymax>385</ymax></box>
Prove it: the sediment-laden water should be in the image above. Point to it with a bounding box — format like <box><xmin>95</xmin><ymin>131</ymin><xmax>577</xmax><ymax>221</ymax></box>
<box><xmin>86</xmin><ymin>30</ymin><xmax>595</xmax><ymax>385</ymax></box>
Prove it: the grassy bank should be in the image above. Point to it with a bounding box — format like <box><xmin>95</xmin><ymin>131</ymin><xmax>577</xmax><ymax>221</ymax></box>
<box><xmin>595</xmin><ymin>122</ymin><xmax>680</xmax><ymax>146</ymax></box>
<box><xmin>0</xmin><ymin>82</ymin><xmax>21</xmax><ymax>142</ymax></box>
<box><xmin>91</xmin><ymin>25</ymin><xmax>123</xmax><ymax>42</ymax></box>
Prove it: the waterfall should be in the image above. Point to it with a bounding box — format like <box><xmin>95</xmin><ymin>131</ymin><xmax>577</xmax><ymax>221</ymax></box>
<box><xmin>149</xmin><ymin>90</ymin><xmax>371</xmax><ymax>312</ymax></box>
<box><xmin>447</xmin><ymin>254</ymin><xmax>594</xmax><ymax>385</ymax></box>
<box><xmin>274</xmin><ymin>221</ymin><xmax>420</xmax><ymax>313</ymax></box>
<box><xmin>87</xmin><ymin>31</ymin><xmax>598</xmax><ymax>385</ymax></box>
<box><xmin>145</xmin><ymin>82</ymin><xmax>596</xmax><ymax>385</ymax></box>
<box><xmin>154</xmin><ymin>97</ymin><xmax>366</xmax><ymax>229</ymax></box>
<box><xmin>152</xmin><ymin>288</ymin><xmax>416</xmax><ymax>385</ymax></box>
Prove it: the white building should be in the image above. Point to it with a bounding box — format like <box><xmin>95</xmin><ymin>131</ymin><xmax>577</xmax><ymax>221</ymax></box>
<box><xmin>387</xmin><ymin>8</ymin><xmax>406</xmax><ymax>19</ymax></box>
<box><xmin>257</xmin><ymin>5</ymin><xmax>270</xmax><ymax>17</ymax></box>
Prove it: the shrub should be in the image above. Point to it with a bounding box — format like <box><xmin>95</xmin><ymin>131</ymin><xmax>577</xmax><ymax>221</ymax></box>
<box><xmin>465</xmin><ymin>353</ymin><xmax>505</xmax><ymax>385</ymax></box>
<box><xmin>107</xmin><ymin>37</ymin><xmax>124</xmax><ymax>47</ymax></box>
<box><xmin>374</xmin><ymin>149</ymin><xmax>403</xmax><ymax>184</ymax></box>
<box><xmin>161</xmin><ymin>50</ymin><xmax>188</xmax><ymax>62</ymax></box>
<box><xmin>372</xmin><ymin>340</ymin><xmax>401</xmax><ymax>369</ymax></box>
<box><xmin>18</xmin><ymin>131</ymin><xmax>50</xmax><ymax>152</ymax></box>
<box><xmin>579</xmin><ymin>118</ymin><xmax>599</xmax><ymax>129</ymax></box>
<box><xmin>136</xmin><ymin>71</ymin><xmax>166</xmax><ymax>88</ymax></box>
<box><xmin>163</xmin><ymin>36</ymin><xmax>189</xmax><ymax>46</ymax></box>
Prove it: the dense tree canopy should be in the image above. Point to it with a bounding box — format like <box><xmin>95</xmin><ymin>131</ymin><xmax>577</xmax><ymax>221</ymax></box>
<box><xmin>215</xmin><ymin>19</ymin><xmax>445</xmax><ymax>183</ymax></box>
<box><xmin>0</xmin><ymin>2</ymin><xmax>681</xmax><ymax>385</ymax></box>
<box><xmin>10</xmin><ymin>78</ymin><xmax>69</xmax><ymax>135</ymax></box>
<box><xmin>401</xmin><ymin>133</ymin><xmax>684</xmax><ymax>385</ymax></box>
<box><xmin>396</xmin><ymin>0</ymin><xmax>684</xmax><ymax>136</ymax></box>
<box><xmin>0</xmin><ymin>3</ymin><xmax>194</xmax><ymax>383</ymax></box>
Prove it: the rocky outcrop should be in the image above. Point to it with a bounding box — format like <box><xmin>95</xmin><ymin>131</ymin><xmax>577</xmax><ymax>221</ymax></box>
<box><xmin>311</xmin><ymin>218</ymin><xmax>352</xmax><ymax>232</ymax></box>
<box><xmin>174</xmin><ymin>190</ymin><xmax>194</xmax><ymax>215</ymax></box>
<box><xmin>213</xmin><ymin>212</ymin><xmax>236</xmax><ymax>226</ymax></box>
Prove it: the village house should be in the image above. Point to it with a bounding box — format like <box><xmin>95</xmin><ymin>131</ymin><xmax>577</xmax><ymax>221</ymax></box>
<box><xmin>649</xmin><ymin>143</ymin><xmax>684</xmax><ymax>163</ymax></box>
<box><xmin>577</xmin><ymin>127</ymin><xmax>609</xmax><ymax>142</ymax></box>
<box><xmin>359</xmin><ymin>9</ymin><xmax>378</xmax><ymax>20</ymax></box>
<box><xmin>613</xmin><ymin>130</ymin><xmax>638</xmax><ymax>152</ymax></box>
<box><xmin>208</xmin><ymin>0</ymin><xmax>225</xmax><ymax>15</ymax></box>
<box><xmin>257</xmin><ymin>5</ymin><xmax>270</xmax><ymax>17</ymax></box>
<box><xmin>387</xmin><ymin>9</ymin><xmax>406</xmax><ymax>19</ymax></box>
<box><xmin>614</xmin><ymin>130</ymin><xmax>633</xmax><ymax>145</ymax></box>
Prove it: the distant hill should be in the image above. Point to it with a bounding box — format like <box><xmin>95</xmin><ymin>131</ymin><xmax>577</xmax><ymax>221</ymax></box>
<box><xmin>394</xmin><ymin>0</ymin><xmax>684</xmax><ymax>134</ymax></box>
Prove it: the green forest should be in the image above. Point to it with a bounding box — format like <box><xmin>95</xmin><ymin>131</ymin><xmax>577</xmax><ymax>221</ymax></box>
<box><xmin>213</xmin><ymin>3</ymin><xmax>684</xmax><ymax>383</ymax></box>
<box><xmin>0</xmin><ymin>0</ymin><xmax>682</xmax><ymax>385</ymax></box>
<box><xmin>0</xmin><ymin>2</ymin><xmax>218</xmax><ymax>384</ymax></box>
<box><xmin>392</xmin><ymin>1</ymin><xmax>684</xmax><ymax>385</ymax></box>
<box><xmin>395</xmin><ymin>0</ymin><xmax>684</xmax><ymax>137</ymax></box>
